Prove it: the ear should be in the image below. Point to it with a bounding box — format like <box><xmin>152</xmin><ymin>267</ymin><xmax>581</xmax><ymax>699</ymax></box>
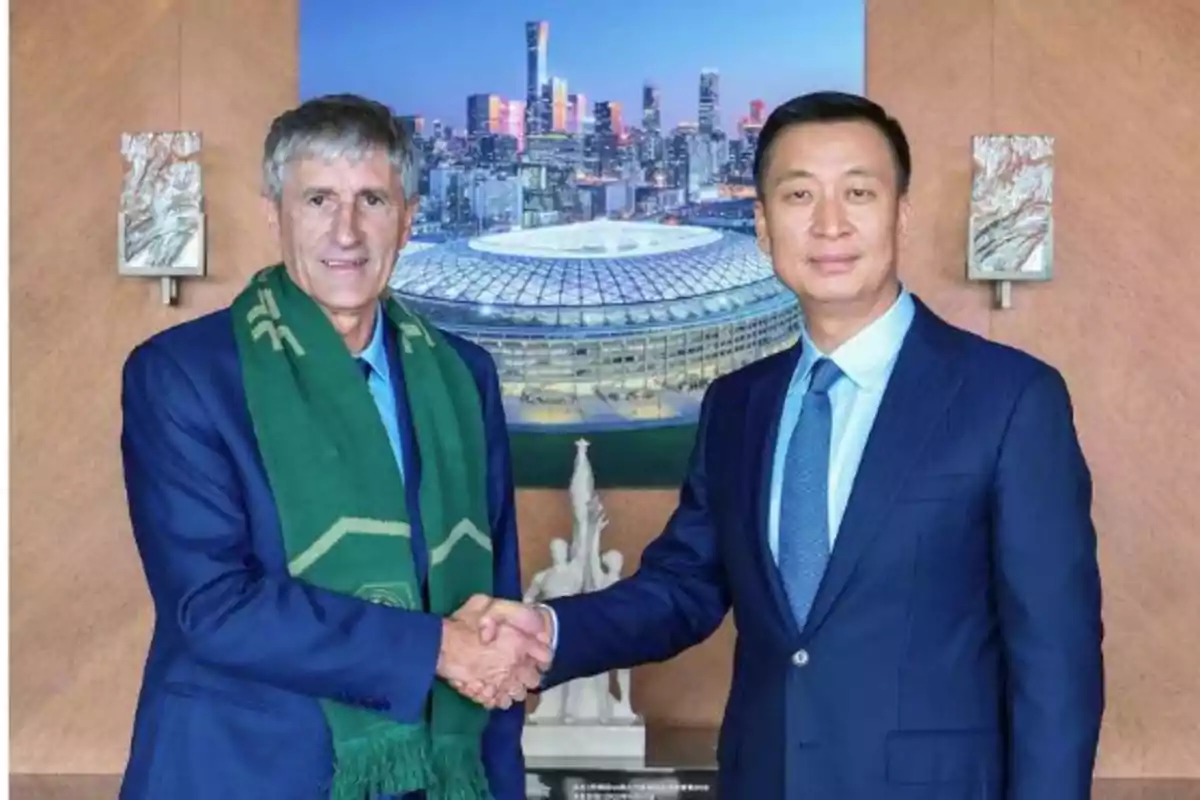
<box><xmin>397</xmin><ymin>196</ymin><xmax>419</xmax><ymax>250</ymax></box>
<box><xmin>753</xmin><ymin>198</ymin><xmax>770</xmax><ymax>256</ymax></box>
<box><xmin>261</xmin><ymin>194</ymin><xmax>282</xmax><ymax>236</ymax></box>
<box><xmin>896</xmin><ymin>193</ymin><xmax>912</xmax><ymax>245</ymax></box>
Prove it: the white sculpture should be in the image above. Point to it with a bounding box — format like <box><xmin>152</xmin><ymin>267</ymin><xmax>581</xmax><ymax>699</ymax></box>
<box><xmin>594</xmin><ymin>548</ymin><xmax>637</xmax><ymax>723</ymax></box>
<box><xmin>521</xmin><ymin>438</ymin><xmax>645</xmax><ymax>759</ymax></box>
<box><xmin>522</xmin><ymin>538</ymin><xmax>582</xmax><ymax>723</ymax></box>
<box><xmin>567</xmin><ymin>438</ymin><xmax>596</xmax><ymax>576</ymax></box>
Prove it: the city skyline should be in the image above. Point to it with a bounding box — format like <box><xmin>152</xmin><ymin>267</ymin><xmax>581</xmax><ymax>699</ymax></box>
<box><xmin>300</xmin><ymin>0</ymin><xmax>864</xmax><ymax>136</ymax></box>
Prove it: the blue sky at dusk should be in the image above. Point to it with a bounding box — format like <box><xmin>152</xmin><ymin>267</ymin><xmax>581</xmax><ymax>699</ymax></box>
<box><xmin>299</xmin><ymin>0</ymin><xmax>864</xmax><ymax>135</ymax></box>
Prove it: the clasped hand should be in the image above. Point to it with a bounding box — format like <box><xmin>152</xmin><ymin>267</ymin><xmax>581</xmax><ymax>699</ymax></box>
<box><xmin>437</xmin><ymin>594</ymin><xmax>553</xmax><ymax>709</ymax></box>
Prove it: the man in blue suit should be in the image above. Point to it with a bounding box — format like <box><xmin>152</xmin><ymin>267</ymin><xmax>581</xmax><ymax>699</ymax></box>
<box><xmin>118</xmin><ymin>94</ymin><xmax>548</xmax><ymax>800</ymax></box>
<box><xmin>474</xmin><ymin>92</ymin><xmax>1105</xmax><ymax>798</ymax></box>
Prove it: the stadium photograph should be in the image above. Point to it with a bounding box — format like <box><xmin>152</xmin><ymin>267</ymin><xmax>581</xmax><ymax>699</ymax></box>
<box><xmin>300</xmin><ymin>0</ymin><xmax>865</xmax><ymax>486</ymax></box>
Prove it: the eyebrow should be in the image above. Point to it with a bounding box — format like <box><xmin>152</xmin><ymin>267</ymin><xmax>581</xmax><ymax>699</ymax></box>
<box><xmin>772</xmin><ymin>167</ymin><xmax>883</xmax><ymax>186</ymax></box>
<box><xmin>303</xmin><ymin>186</ymin><xmax>394</xmax><ymax>199</ymax></box>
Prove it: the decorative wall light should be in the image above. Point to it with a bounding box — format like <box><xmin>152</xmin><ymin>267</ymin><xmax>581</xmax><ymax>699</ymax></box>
<box><xmin>967</xmin><ymin>134</ymin><xmax>1054</xmax><ymax>309</ymax></box>
<box><xmin>118</xmin><ymin>131</ymin><xmax>206</xmax><ymax>304</ymax></box>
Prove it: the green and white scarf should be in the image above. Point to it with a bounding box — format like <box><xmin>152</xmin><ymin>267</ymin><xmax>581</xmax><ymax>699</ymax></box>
<box><xmin>232</xmin><ymin>264</ymin><xmax>494</xmax><ymax>800</ymax></box>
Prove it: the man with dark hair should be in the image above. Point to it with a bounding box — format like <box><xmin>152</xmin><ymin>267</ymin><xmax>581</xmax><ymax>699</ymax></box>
<box><xmin>471</xmin><ymin>90</ymin><xmax>1104</xmax><ymax>799</ymax></box>
<box><xmin>118</xmin><ymin>93</ymin><xmax>549</xmax><ymax>800</ymax></box>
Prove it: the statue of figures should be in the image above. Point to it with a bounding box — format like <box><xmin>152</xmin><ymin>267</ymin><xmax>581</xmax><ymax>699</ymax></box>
<box><xmin>594</xmin><ymin>549</ymin><xmax>637</xmax><ymax>723</ymax></box>
<box><xmin>523</xmin><ymin>538</ymin><xmax>586</xmax><ymax>723</ymax></box>
<box><xmin>523</xmin><ymin>538</ymin><xmax>584</xmax><ymax>604</ymax></box>
<box><xmin>581</xmin><ymin>494</ymin><xmax>608</xmax><ymax>590</ymax></box>
<box><xmin>522</xmin><ymin>437</ymin><xmax>644</xmax><ymax>758</ymax></box>
<box><xmin>560</xmin><ymin>499</ymin><xmax>611</xmax><ymax>722</ymax></box>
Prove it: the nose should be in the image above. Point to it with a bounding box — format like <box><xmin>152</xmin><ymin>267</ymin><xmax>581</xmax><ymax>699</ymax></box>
<box><xmin>811</xmin><ymin>196</ymin><xmax>850</xmax><ymax>238</ymax></box>
<box><xmin>332</xmin><ymin>200</ymin><xmax>363</xmax><ymax>247</ymax></box>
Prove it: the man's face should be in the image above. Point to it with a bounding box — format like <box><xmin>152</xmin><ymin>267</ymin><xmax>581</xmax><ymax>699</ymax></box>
<box><xmin>265</xmin><ymin>147</ymin><xmax>415</xmax><ymax>318</ymax></box>
<box><xmin>754</xmin><ymin>119</ymin><xmax>908</xmax><ymax>311</ymax></box>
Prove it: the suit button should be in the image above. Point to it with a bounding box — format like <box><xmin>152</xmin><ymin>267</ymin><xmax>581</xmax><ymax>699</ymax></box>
<box><xmin>792</xmin><ymin>649</ymin><xmax>810</xmax><ymax>667</ymax></box>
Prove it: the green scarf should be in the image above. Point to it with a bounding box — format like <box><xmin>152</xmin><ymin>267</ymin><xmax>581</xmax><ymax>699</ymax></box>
<box><xmin>231</xmin><ymin>264</ymin><xmax>494</xmax><ymax>800</ymax></box>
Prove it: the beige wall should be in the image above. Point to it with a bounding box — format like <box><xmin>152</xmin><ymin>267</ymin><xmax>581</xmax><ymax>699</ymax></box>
<box><xmin>10</xmin><ymin>0</ymin><xmax>1200</xmax><ymax>778</ymax></box>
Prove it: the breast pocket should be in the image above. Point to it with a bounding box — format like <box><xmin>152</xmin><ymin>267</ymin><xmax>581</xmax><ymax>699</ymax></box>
<box><xmin>891</xmin><ymin>471</ymin><xmax>991</xmax><ymax>550</ymax></box>
<box><xmin>892</xmin><ymin>471</ymin><xmax>992</xmax><ymax>584</ymax></box>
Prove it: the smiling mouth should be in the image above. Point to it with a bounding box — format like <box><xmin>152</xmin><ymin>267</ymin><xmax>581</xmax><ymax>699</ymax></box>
<box><xmin>322</xmin><ymin>258</ymin><xmax>368</xmax><ymax>270</ymax></box>
<box><xmin>809</xmin><ymin>254</ymin><xmax>860</xmax><ymax>271</ymax></box>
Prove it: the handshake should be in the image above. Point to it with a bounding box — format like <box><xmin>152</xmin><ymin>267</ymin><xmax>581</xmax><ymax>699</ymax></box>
<box><xmin>435</xmin><ymin>594</ymin><xmax>555</xmax><ymax>709</ymax></box>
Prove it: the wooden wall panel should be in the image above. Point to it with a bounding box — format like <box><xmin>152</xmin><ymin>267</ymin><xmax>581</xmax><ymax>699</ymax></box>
<box><xmin>9</xmin><ymin>0</ymin><xmax>1200</xmax><ymax>780</ymax></box>
<box><xmin>865</xmin><ymin>0</ymin><xmax>997</xmax><ymax>336</ymax></box>
<box><xmin>178</xmin><ymin>0</ymin><xmax>298</xmax><ymax>289</ymax></box>
<box><xmin>10</xmin><ymin>0</ymin><xmax>186</xmax><ymax>775</ymax></box>
<box><xmin>8</xmin><ymin>0</ymin><xmax>297</xmax><ymax>775</ymax></box>
<box><xmin>987</xmin><ymin>0</ymin><xmax>1200</xmax><ymax>777</ymax></box>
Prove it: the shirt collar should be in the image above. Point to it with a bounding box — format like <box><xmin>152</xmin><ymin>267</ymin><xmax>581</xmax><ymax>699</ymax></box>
<box><xmin>356</xmin><ymin>302</ymin><xmax>391</xmax><ymax>382</ymax></box>
<box><xmin>794</xmin><ymin>287</ymin><xmax>915</xmax><ymax>392</ymax></box>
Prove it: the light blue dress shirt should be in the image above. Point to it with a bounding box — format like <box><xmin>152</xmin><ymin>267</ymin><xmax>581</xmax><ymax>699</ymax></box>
<box><xmin>357</xmin><ymin>303</ymin><xmax>405</xmax><ymax>483</ymax></box>
<box><xmin>768</xmin><ymin>289</ymin><xmax>915</xmax><ymax>560</ymax></box>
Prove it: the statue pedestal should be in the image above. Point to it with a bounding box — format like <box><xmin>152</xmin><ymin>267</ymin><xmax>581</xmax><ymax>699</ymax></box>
<box><xmin>522</xmin><ymin>721</ymin><xmax>647</xmax><ymax>759</ymax></box>
<box><xmin>523</xmin><ymin>726</ymin><xmax>718</xmax><ymax>799</ymax></box>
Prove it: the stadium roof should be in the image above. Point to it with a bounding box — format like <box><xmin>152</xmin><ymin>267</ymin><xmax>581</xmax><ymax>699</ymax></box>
<box><xmin>389</xmin><ymin>220</ymin><xmax>795</xmax><ymax>334</ymax></box>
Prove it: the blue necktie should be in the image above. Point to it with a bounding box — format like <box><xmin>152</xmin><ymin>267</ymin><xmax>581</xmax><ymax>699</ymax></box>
<box><xmin>778</xmin><ymin>357</ymin><xmax>842</xmax><ymax>630</ymax></box>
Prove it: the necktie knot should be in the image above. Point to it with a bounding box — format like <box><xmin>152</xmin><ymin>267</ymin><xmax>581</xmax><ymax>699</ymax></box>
<box><xmin>808</xmin><ymin>358</ymin><xmax>842</xmax><ymax>396</ymax></box>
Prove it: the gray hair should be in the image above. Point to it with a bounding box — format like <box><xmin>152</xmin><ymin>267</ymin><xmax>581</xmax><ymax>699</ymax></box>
<box><xmin>261</xmin><ymin>93</ymin><xmax>420</xmax><ymax>203</ymax></box>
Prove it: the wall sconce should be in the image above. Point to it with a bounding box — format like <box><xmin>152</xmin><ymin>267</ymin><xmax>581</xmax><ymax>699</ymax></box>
<box><xmin>967</xmin><ymin>134</ymin><xmax>1054</xmax><ymax>309</ymax></box>
<box><xmin>118</xmin><ymin>131</ymin><xmax>206</xmax><ymax>305</ymax></box>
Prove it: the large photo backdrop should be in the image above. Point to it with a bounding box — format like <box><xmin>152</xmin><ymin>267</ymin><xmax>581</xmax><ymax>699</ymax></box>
<box><xmin>300</xmin><ymin>0</ymin><xmax>865</xmax><ymax>487</ymax></box>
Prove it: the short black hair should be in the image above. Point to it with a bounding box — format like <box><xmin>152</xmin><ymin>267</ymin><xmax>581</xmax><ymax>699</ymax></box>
<box><xmin>753</xmin><ymin>91</ymin><xmax>912</xmax><ymax>198</ymax></box>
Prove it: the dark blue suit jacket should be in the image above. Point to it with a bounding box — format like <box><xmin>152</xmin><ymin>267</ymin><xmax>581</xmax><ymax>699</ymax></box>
<box><xmin>118</xmin><ymin>307</ymin><xmax>526</xmax><ymax>800</ymax></box>
<box><xmin>544</xmin><ymin>297</ymin><xmax>1104</xmax><ymax>799</ymax></box>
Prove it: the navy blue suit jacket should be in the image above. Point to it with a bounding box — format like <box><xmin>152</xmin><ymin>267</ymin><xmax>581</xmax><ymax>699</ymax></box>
<box><xmin>118</xmin><ymin>307</ymin><xmax>526</xmax><ymax>800</ymax></box>
<box><xmin>544</xmin><ymin>297</ymin><xmax>1104</xmax><ymax>799</ymax></box>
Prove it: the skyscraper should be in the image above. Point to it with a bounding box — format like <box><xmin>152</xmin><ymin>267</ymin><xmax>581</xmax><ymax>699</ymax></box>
<box><xmin>466</xmin><ymin>94</ymin><xmax>501</xmax><ymax>136</ymax></box>
<box><xmin>551</xmin><ymin>77</ymin><xmax>569</xmax><ymax>132</ymax></box>
<box><xmin>749</xmin><ymin>99</ymin><xmax>765</xmax><ymax>124</ymax></box>
<box><xmin>642</xmin><ymin>82</ymin><xmax>661</xmax><ymax>133</ymax></box>
<box><xmin>499</xmin><ymin>99</ymin><xmax>525</xmax><ymax>151</ymax></box>
<box><xmin>642</xmin><ymin>82</ymin><xmax>664</xmax><ymax>177</ymax></box>
<box><xmin>525</xmin><ymin>21</ymin><xmax>549</xmax><ymax>136</ymax></box>
<box><xmin>699</xmin><ymin>69</ymin><xmax>720</xmax><ymax>136</ymax></box>
<box><xmin>594</xmin><ymin>101</ymin><xmax>623</xmax><ymax>177</ymax></box>
<box><xmin>567</xmin><ymin>92</ymin><xmax>588</xmax><ymax>134</ymax></box>
<box><xmin>595</xmin><ymin>101</ymin><xmax>623</xmax><ymax>137</ymax></box>
<box><xmin>395</xmin><ymin>115</ymin><xmax>424</xmax><ymax>137</ymax></box>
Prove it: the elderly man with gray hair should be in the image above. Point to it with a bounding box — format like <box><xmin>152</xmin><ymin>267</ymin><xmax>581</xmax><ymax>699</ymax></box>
<box><xmin>117</xmin><ymin>93</ymin><xmax>549</xmax><ymax>800</ymax></box>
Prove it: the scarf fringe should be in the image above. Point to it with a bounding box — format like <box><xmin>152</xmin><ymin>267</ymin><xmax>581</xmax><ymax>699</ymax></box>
<box><xmin>328</xmin><ymin>732</ymin><xmax>491</xmax><ymax>800</ymax></box>
<box><xmin>429</xmin><ymin>736</ymin><xmax>492</xmax><ymax>800</ymax></box>
<box><xmin>329</xmin><ymin>728</ymin><xmax>429</xmax><ymax>800</ymax></box>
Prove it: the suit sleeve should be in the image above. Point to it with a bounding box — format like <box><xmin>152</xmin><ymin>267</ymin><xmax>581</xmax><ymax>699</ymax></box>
<box><xmin>120</xmin><ymin>340</ymin><xmax>442</xmax><ymax>721</ymax></box>
<box><xmin>474</xmin><ymin>355</ymin><xmax>527</xmax><ymax>800</ymax></box>
<box><xmin>543</xmin><ymin>384</ymin><xmax>731</xmax><ymax>685</ymax></box>
<box><xmin>991</xmin><ymin>367</ymin><xmax>1104</xmax><ymax>800</ymax></box>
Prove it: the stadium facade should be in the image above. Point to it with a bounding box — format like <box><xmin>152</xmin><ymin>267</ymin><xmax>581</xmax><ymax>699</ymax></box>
<box><xmin>389</xmin><ymin>219</ymin><xmax>801</xmax><ymax>431</ymax></box>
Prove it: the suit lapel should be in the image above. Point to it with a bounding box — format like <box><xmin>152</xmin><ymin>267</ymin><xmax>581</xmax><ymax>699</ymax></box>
<box><xmin>383</xmin><ymin>322</ymin><xmax>428</xmax><ymax>587</ymax></box>
<box><xmin>803</xmin><ymin>299</ymin><xmax>964</xmax><ymax>636</ymax></box>
<box><xmin>742</xmin><ymin>343</ymin><xmax>804</xmax><ymax>637</ymax></box>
